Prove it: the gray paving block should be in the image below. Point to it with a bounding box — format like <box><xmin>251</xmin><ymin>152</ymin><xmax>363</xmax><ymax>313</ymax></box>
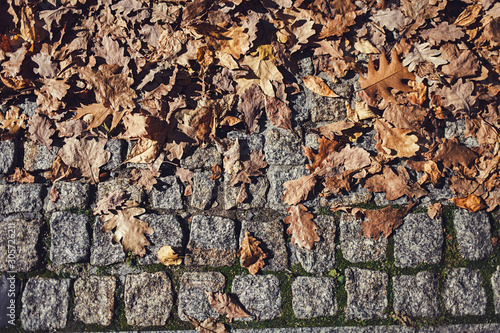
<box><xmin>50</xmin><ymin>212</ymin><xmax>90</xmax><ymax>265</ymax></box>
<box><xmin>231</xmin><ymin>274</ymin><xmax>282</xmax><ymax>321</ymax></box>
<box><xmin>264</xmin><ymin>126</ymin><xmax>305</xmax><ymax>166</ymax></box>
<box><xmin>21</xmin><ymin>278</ymin><xmax>70</xmax><ymax>331</ymax></box>
<box><xmin>340</xmin><ymin>214</ymin><xmax>387</xmax><ymax>263</ymax></box>
<box><xmin>45</xmin><ymin>181</ymin><xmax>90</xmax><ymax>212</ymax></box>
<box><xmin>345</xmin><ymin>267</ymin><xmax>388</xmax><ymax>320</ymax></box>
<box><xmin>394</xmin><ymin>213</ymin><xmax>443</xmax><ymax>268</ymax></box>
<box><xmin>103</xmin><ymin>138</ymin><xmax>126</xmax><ymax>170</ymax></box>
<box><xmin>293</xmin><ymin>215</ymin><xmax>336</xmax><ymax>273</ymax></box>
<box><xmin>186</xmin><ymin>215</ymin><xmax>236</xmax><ymax>267</ymax></box>
<box><xmin>90</xmin><ymin>216</ymin><xmax>126</xmax><ymax>266</ymax></box>
<box><xmin>97</xmin><ymin>178</ymin><xmax>143</xmax><ymax>204</ymax></box>
<box><xmin>178</xmin><ymin>272</ymin><xmax>225</xmax><ymax>321</ymax></box>
<box><xmin>240</xmin><ymin>219</ymin><xmax>288</xmax><ymax>271</ymax></box>
<box><xmin>73</xmin><ymin>275</ymin><xmax>116</xmax><ymax>326</ymax></box>
<box><xmin>23</xmin><ymin>141</ymin><xmax>59</xmax><ymax>171</ymax></box>
<box><xmin>0</xmin><ymin>184</ymin><xmax>44</xmax><ymax>216</ymax></box>
<box><xmin>139</xmin><ymin>214</ymin><xmax>184</xmax><ymax>265</ymax></box>
<box><xmin>0</xmin><ymin>140</ymin><xmax>15</xmax><ymax>174</ymax></box>
<box><xmin>0</xmin><ymin>219</ymin><xmax>41</xmax><ymax>272</ymax></box>
<box><xmin>393</xmin><ymin>271</ymin><xmax>441</xmax><ymax>318</ymax></box>
<box><xmin>224</xmin><ymin>176</ymin><xmax>269</xmax><ymax>210</ymax></box>
<box><xmin>453</xmin><ymin>209</ymin><xmax>493</xmax><ymax>260</ymax></box>
<box><xmin>125</xmin><ymin>272</ymin><xmax>173</xmax><ymax>326</ymax></box>
<box><xmin>292</xmin><ymin>277</ymin><xmax>337</xmax><ymax>319</ymax></box>
<box><xmin>227</xmin><ymin>132</ymin><xmax>265</xmax><ymax>155</ymax></box>
<box><xmin>443</xmin><ymin>268</ymin><xmax>487</xmax><ymax>316</ymax></box>
<box><xmin>321</xmin><ymin>185</ymin><xmax>373</xmax><ymax>208</ymax></box>
<box><xmin>150</xmin><ymin>176</ymin><xmax>183</xmax><ymax>210</ymax></box>
<box><xmin>180</xmin><ymin>146</ymin><xmax>222</xmax><ymax>170</ymax></box>
<box><xmin>189</xmin><ymin>171</ymin><xmax>216</xmax><ymax>210</ymax></box>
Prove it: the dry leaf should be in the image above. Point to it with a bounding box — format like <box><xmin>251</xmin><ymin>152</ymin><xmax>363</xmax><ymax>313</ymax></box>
<box><xmin>238</xmin><ymin>84</ymin><xmax>264</xmax><ymax>134</ymax></box>
<box><xmin>28</xmin><ymin>113</ymin><xmax>55</xmax><ymax>148</ymax></box>
<box><xmin>73</xmin><ymin>103</ymin><xmax>128</xmax><ymax>131</ymax></box>
<box><xmin>303</xmin><ymin>137</ymin><xmax>340</xmax><ymax>172</ymax></box>
<box><xmin>206</xmin><ymin>291</ymin><xmax>250</xmax><ymax>322</ymax></box>
<box><xmin>433</xmin><ymin>138</ymin><xmax>479</xmax><ymax>169</ymax></box>
<box><xmin>361</xmin><ymin>203</ymin><xmax>415</xmax><ymax>239</ymax></box>
<box><xmin>185</xmin><ymin>314</ymin><xmax>229</xmax><ymax>333</ymax></box>
<box><xmin>4</xmin><ymin>167</ymin><xmax>35</xmax><ymax>183</ymax></box>
<box><xmin>237</xmin><ymin>231</ymin><xmax>267</xmax><ymax>274</ymax></box>
<box><xmin>428</xmin><ymin>202</ymin><xmax>442</xmax><ymax>219</ymax></box>
<box><xmin>211</xmin><ymin>164</ymin><xmax>222</xmax><ymax>181</ymax></box>
<box><xmin>374</xmin><ymin>118</ymin><xmax>420</xmax><ymax>158</ymax></box>
<box><xmin>0</xmin><ymin>106</ymin><xmax>28</xmax><ymax>140</ymax></box>
<box><xmin>403</xmin><ymin>43</ymin><xmax>448</xmax><ymax>72</ymax></box>
<box><xmin>50</xmin><ymin>187</ymin><xmax>59</xmax><ymax>203</ymax></box>
<box><xmin>264</xmin><ymin>95</ymin><xmax>293</xmax><ymax>132</ymax></box>
<box><xmin>302</xmin><ymin>76</ymin><xmax>340</xmax><ymax>97</ymax></box>
<box><xmin>282</xmin><ymin>174</ymin><xmax>316</xmax><ymax>205</ymax></box>
<box><xmin>93</xmin><ymin>189</ymin><xmax>128</xmax><ymax>215</ymax></box>
<box><xmin>157</xmin><ymin>245</ymin><xmax>182</xmax><ymax>266</ymax></box>
<box><xmin>364</xmin><ymin>165</ymin><xmax>427</xmax><ymax>201</ymax></box>
<box><xmin>284</xmin><ymin>204</ymin><xmax>320</xmax><ymax>250</ymax></box>
<box><xmin>130</xmin><ymin>169</ymin><xmax>159</xmax><ymax>191</ymax></box>
<box><xmin>452</xmin><ymin>194</ymin><xmax>487</xmax><ymax>212</ymax></box>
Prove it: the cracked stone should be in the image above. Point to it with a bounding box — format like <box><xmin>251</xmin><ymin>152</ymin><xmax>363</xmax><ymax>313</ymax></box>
<box><xmin>292</xmin><ymin>277</ymin><xmax>337</xmax><ymax>319</ymax></box>
<box><xmin>186</xmin><ymin>215</ymin><xmax>236</xmax><ymax>267</ymax></box>
<box><xmin>139</xmin><ymin>214</ymin><xmax>184</xmax><ymax>265</ymax></box>
<box><xmin>180</xmin><ymin>146</ymin><xmax>222</xmax><ymax>170</ymax></box>
<box><xmin>90</xmin><ymin>216</ymin><xmax>126</xmax><ymax>266</ymax></box>
<box><xmin>23</xmin><ymin>141</ymin><xmax>59</xmax><ymax>171</ymax></box>
<box><xmin>21</xmin><ymin>278</ymin><xmax>70</xmax><ymax>331</ymax></box>
<box><xmin>264</xmin><ymin>126</ymin><xmax>305</xmax><ymax>166</ymax></box>
<box><xmin>45</xmin><ymin>181</ymin><xmax>89</xmax><ymax>212</ymax></box>
<box><xmin>453</xmin><ymin>209</ymin><xmax>493</xmax><ymax>260</ymax></box>
<box><xmin>393</xmin><ymin>271</ymin><xmax>441</xmax><ymax>318</ymax></box>
<box><xmin>190</xmin><ymin>171</ymin><xmax>216</xmax><ymax>210</ymax></box>
<box><xmin>50</xmin><ymin>212</ymin><xmax>90</xmax><ymax>265</ymax></box>
<box><xmin>150</xmin><ymin>176</ymin><xmax>183</xmax><ymax>210</ymax></box>
<box><xmin>178</xmin><ymin>272</ymin><xmax>225</xmax><ymax>321</ymax></box>
<box><xmin>340</xmin><ymin>214</ymin><xmax>387</xmax><ymax>263</ymax></box>
<box><xmin>345</xmin><ymin>267</ymin><xmax>388</xmax><ymax>320</ymax></box>
<box><xmin>0</xmin><ymin>219</ymin><xmax>41</xmax><ymax>272</ymax></box>
<box><xmin>0</xmin><ymin>140</ymin><xmax>15</xmax><ymax>174</ymax></box>
<box><xmin>443</xmin><ymin>268</ymin><xmax>487</xmax><ymax>316</ymax></box>
<box><xmin>73</xmin><ymin>275</ymin><xmax>116</xmax><ymax>326</ymax></box>
<box><xmin>124</xmin><ymin>272</ymin><xmax>173</xmax><ymax>326</ymax></box>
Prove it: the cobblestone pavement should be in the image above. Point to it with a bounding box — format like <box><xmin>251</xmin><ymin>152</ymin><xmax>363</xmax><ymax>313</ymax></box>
<box><xmin>1</xmin><ymin>69</ymin><xmax>500</xmax><ymax>332</ymax></box>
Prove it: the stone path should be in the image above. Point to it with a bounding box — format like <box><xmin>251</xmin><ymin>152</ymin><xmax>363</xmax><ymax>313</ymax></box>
<box><xmin>0</xmin><ymin>74</ymin><xmax>500</xmax><ymax>332</ymax></box>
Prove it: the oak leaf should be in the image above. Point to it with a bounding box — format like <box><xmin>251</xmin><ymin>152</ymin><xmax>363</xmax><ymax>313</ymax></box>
<box><xmin>442</xmin><ymin>50</ymin><xmax>480</xmax><ymax>79</ymax></box>
<box><xmin>364</xmin><ymin>165</ymin><xmax>427</xmax><ymax>201</ymax></box>
<box><xmin>303</xmin><ymin>137</ymin><xmax>340</xmax><ymax>172</ymax></box>
<box><xmin>206</xmin><ymin>291</ymin><xmax>250</xmax><ymax>322</ymax></box>
<box><xmin>185</xmin><ymin>314</ymin><xmax>229</xmax><ymax>333</ymax></box>
<box><xmin>28</xmin><ymin>113</ymin><xmax>55</xmax><ymax>148</ymax></box>
<box><xmin>284</xmin><ymin>204</ymin><xmax>320</xmax><ymax>250</ymax></box>
<box><xmin>452</xmin><ymin>194</ymin><xmax>487</xmax><ymax>212</ymax></box>
<box><xmin>101</xmin><ymin>200</ymin><xmax>154</xmax><ymax>257</ymax></box>
<box><xmin>211</xmin><ymin>164</ymin><xmax>222</xmax><ymax>181</ymax></box>
<box><xmin>231</xmin><ymin>149</ymin><xmax>267</xmax><ymax>186</ymax></box>
<box><xmin>361</xmin><ymin>203</ymin><xmax>415</xmax><ymax>240</ymax></box>
<box><xmin>0</xmin><ymin>106</ymin><xmax>28</xmax><ymax>140</ymax></box>
<box><xmin>359</xmin><ymin>48</ymin><xmax>415</xmax><ymax>105</ymax></box>
<box><xmin>282</xmin><ymin>174</ymin><xmax>316</xmax><ymax>205</ymax></box>
<box><xmin>93</xmin><ymin>189</ymin><xmax>128</xmax><ymax>215</ymax></box>
<box><xmin>130</xmin><ymin>169</ymin><xmax>159</xmax><ymax>191</ymax></box>
<box><xmin>157</xmin><ymin>245</ymin><xmax>182</xmax><ymax>266</ymax></box>
<box><xmin>433</xmin><ymin>138</ymin><xmax>479</xmax><ymax>169</ymax></box>
<box><xmin>239</xmin><ymin>47</ymin><xmax>283</xmax><ymax>97</ymax></box>
<box><xmin>370</xmin><ymin>8</ymin><xmax>410</xmax><ymax>31</ymax></box>
<box><xmin>237</xmin><ymin>231</ymin><xmax>267</xmax><ymax>274</ymax></box>
<box><xmin>73</xmin><ymin>103</ymin><xmax>127</xmax><ymax>131</ymax></box>
<box><xmin>436</xmin><ymin>79</ymin><xmax>476</xmax><ymax>114</ymax></box>
<box><xmin>374</xmin><ymin>118</ymin><xmax>420</xmax><ymax>158</ymax></box>
<box><xmin>238</xmin><ymin>84</ymin><xmax>264</xmax><ymax>134</ymax></box>
<box><xmin>428</xmin><ymin>203</ymin><xmax>442</xmax><ymax>219</ymax></box>
<box><xmin>403</xmin><ymin>43</ymin><xmax>447</xmax><ymax>72</ymax></box>
<box><xmin>420</xmin><ymin>22</ymin><xmax>464</xmax><ymax>45</ymax></box>
<box><xmin>125</xmin><ymin>138</ymin><xmax>162</xmax><ymax>164</ymax></box>
<box><xmin>223</xmin><ymin>139</ymin><xmax>242</xmax><ymax>176</ymax></box>
<box><xmin>264</xmin><ymin>96</ymin><xmax>293</xmax><ymax>132</ymax></box>
<box><xmin>4</xmin><ymin>167</ymin><xmax>34</xmax><ymax>183</ymax></box>
<box><xmin>303</xmin><ymin>76</ymin><xmax>340</xmax><ymax>97</ymax></box>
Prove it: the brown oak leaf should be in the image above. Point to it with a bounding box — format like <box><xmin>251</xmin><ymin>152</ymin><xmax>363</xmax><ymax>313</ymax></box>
<box><xmin>28</xmin><ymin>113</ymin><xmax>55</xmax><ymax>148</ymax></box>
<box><xmin>231</xmin><ymin>149</ymin><xmax>267</xmax><ymax>186</ymax></box>
<box><xmin>428</xmin><ymin>202</ymin><xmax>442</xmax><ymax>219</ymax></box>
<box><xmin>94</xmin><ymin>189</ymin><xmax>128</xmax><ymax>215</ymax></box>
<box><xmin>238</xmin><ymin>84</ymin><xmax>264</xmax><ymax>134</ymax></box>
<box><xmin>4</xmin><ymin>167</ymin><xmax>34</xmax><ymax>183</ymax></box>
<box><xmin>282</xmin><ymin>174</ymin><xmax>316</xmax><ymax>205</ymax></box>
<box><xmin>211</xmin><ymin>164</ymin><xmax>222</xmax><ymax>181</ymax></box>
<box><xmin>184</xmin><ymin>314</ymin><xmax>229</xmax><ymax>333</ymax></box>
<box><xmin>374</xmin><ymin>118</ymin><xmax>420</xmax><ymax>158</ymax></box>
<box><xmin>302</xmin><ymin>76</ymin><xmax>340</xmax><ymax>97</ymax></box>
<box><xmin>303</xmin><ymin>137</ymin><xmax>340</xmax><ymax>173</ymax></box>
<box><xmin>433</xmin><ymin>138</ymin><xmax>479</xmax><ymax>169</ymax></box>
<box><xmin>264</xmin><ymin>95</ymin><xmax>293</xmax><ymax>132</ymax></box>
<box><xmin>206</xmin><ymin>291</ymin><xmax>250</xmax><ymax>322</ymax></box>
<box><xmin>452</xmin><ymin>194</ymin><xmax>487</xmax><ymax>212</ymax></box>
<box><xmin>420</xmin><ymin>22</ymin><xmax>465</xmax><ymax>45</ymax></box>
<box><xmin>284</xmin><ymin>204</ymin><xmax>320</xmax><ymax>250</ymax></box>
<box><xmin>237</xmin><ymin>231</ymin><xmax>267</xmax><ymax>274</ymax></box>
<box><xmin>364</xmin><ymin>165</ymin><xmax>427</xmax><ymax>201</ymax></box>
<box><xmin>157</xmin><ymin>245</ymin><xmax>182</xmax><ymax>266</ymax></box>
<box><xmin>361</xmin><ymin>203</ymin><xmax>416</xmax><ymax>240</ymax></box>
<box><xmin>130</xmin><ymin>169</ymin><xmax>159</xmax><ymax>191</ymax></box>
<box><xmin>0</xmin><ymin>106</ymin><xmax>28</xmax><ymax>140</ymax></box>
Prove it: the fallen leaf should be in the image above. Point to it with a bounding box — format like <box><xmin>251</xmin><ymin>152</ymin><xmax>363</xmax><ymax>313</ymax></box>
<box><xmin>435</xmin><ymin>79</ymin><xmax>476</xmax><ymax>114</ymax></box>
<box><xmin>433</xmin><ymin>138</ymin><xmax>479</xmax><ymax>169</ymax></box>
<box><xmin>284</xmin><ymin>204</ymin><xmax>320</xmax><ymax>250</ymax></box>
<box><xmin>125</xmin><ymin>138</ymin><xmax>161</xmax><ymax>164</ymax></box>
<box><xmin>157</xmin><ymin>245</ymin><xmax>182</xmax><ymax>266</ymax></box>
<box><xmin>454</xmin><ymin>4</ymin><xmax>482</xmax><ymax>27</ymax></box>
<box><xmin>231</xmin><ymin>149</ymin><xmax>267</xmax><ymax>186</ymax></box>
<box><xmin>361</xmin><ymin>203</ymin><xmax>416</xmax><ymax>239</ymax></box>
<box><xmin>223</xmin><ymin>139</ymin><xmax>242</xmax><ymax>176</ymax></box>
<box><xmin>28</xmin><ymin>113</ymin><xmax>55</xmax><ymax>148</ymax></box>
<box><xmin>93</xmin><ymin>189</ymin><xmax>128</xmax><ymax>215</ymax></box>
<box><xmin>237</xmin><ymin>231</ymin><xmax>267</xmax><ymax>274</ymax></box>
<box><xmin>282</xmin><ymin>174</ymin><xmax>316</xmax><ymax>205</ymax></box>
<box><xmin>420</xmin><ymin>22</ymin><xmax>465</xmax><ymax>45</ymax></box>
<box><xmin>206</xmin><ymin>291</ymin><xmax>250</xmax><ymax>322</ymax></box>
<box><xmin>403</xmin><ymin>43</ymin><xmax>448</xmax><ymax>72</ymax></box>
<box><xmin>452</xmin><ymin>194</ymin><xmax>487</xmax><ymax>212</ymax></box>
<box><xmin>0</xmin><ymin>106</ymin><xmax>28</xmax><ymax>140</ymax></box>
<box><xmin>302</xmin><ymin>76</ymin><xmax>340</xmax><ymax>97</ymax></box>
<box><xmin>129</xmin><ymin>169</ymin><xmax>159</xmax><ymax>191</ymax></box>
<box><xmin>370</xmin><ymin>8</ymin><xmax>411</xmax><ymax>31</ymax></box>
<box><xmin>264</xmin><ymin>95</ymin><xmax>293</xmax><ymax>132</ymax></box>
<box><xmin>237</xmin><ymin>84</ymin><xmax>264</xmax><ymax>134</ymax></box>
<box><xmin>185</xmin><ymin>314</ymin><xmax>229</xmax><ymax>333</ymax></box>
<box><xmin>364</xmin><ymin>165</ymin><xmax>427</xmax><ymax>201</ymax></box>
<box><xmin>303</xmin><ymin>137</ymin><xmax>340</xmax><ymax>172</ymax></box>
<box><xmin>4</xmin><ymin>167</ymin><xmax>35</xmax><ymax>183</ymax></box>
<box><xmin>374</xmin><ymin>118</ymin><xmax>420</xmax><ymax>158</ymax></box>
<box><xmin>73</xmin><ymin>103</ymin><xmax>128</xmax><ymax>131</ymax></box>
<box><xmin>442</xmin><ymin>50</ymin><xmax>480</xmax><ymax>78</ymax></box>
<box><xmin>211</xmin><ymin>164</ymin><xmax>222</xmax><ymax>181</ymax></box>
<box><xmin>428</xmin><ymin>202</ymin><xmax>442</xmax><ymax>219</ymax></box>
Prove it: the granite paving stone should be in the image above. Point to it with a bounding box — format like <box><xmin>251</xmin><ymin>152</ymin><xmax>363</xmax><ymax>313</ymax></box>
<box><xmin>0</xmin><ymin>219</ymin><xmax>42</xmax><ymax>272</ymax></box>
<box><xmin>50</xmin><ymin>212</ymin><xmax>90</xmax><ymax>265</ymax></box>
<box><xmin>73</xmin><ymin>275</ymin><xmax>116</xmax><ymax>326</ymax></box>
<box><xmin>227</xmin><ymin>132</ymin><xmax>265</xmax><ymax>155</ymax></box>
<box><xmin>292</xmin><ymin>277</ymin><xmax>337</xmax><ymax>319</ymax></box>
<box><xmin>23</xmin><ymin>141</ymin><xmax>59</xmax><ymax>171</ymax></box>
<box><xmin>345</xmin><ymin>267</ymin><xmax>388</xmax><ymax>320</ymax></box>
<box><xmin>103</xmin><ymin>138</ymin><xmax>126</xmax><ymax>170</ymax></box>
<box><xmin>340</xmin><ymin>214</ymin><xmax>387</xmax><ymax>263</ymax></box>
<box><xmin>443</xmin><ymin>268</ymin><xmax>487</xmax><ymax>316</ymax></box>
<box><xmin>419</xmin><ymin>324</ymin><xmax>500</xmax><ymax>333</ymax></box>
<box><xmin>240</xmin><ymin>218</ymin><xmax>288</xmax><ymax>271</ymax></box>
<box><xmin>453</xmin><ymin>209</ymin><xmax>493</xmax><ymax>260</ymax></box>
<box><xmin>394</xmin><ymin>213</ymin><xmax>443</xmax><ymax>268</ymax></box>
<box><xmin>293</xmin><ymin>215</ymin><xmax>336</xmax><ymax>273</ymax></box>
<box><xmin>97</xmin><ymin>178</ymin><xmax>143</xmax><ymax>204</ymax></box>
<box><xmin>393</xmin><ymin>271</ymin><xmax>441</xmax><ymax>318</ymax></box>
<box><xmin>125</xmin><ymin>272</ymin><xmax>173</xmax><ymax>326</ymax></box>
<box><xmin>189</xmin><ymin>171</ymin><xmax>216</xmax><ymax>210</ymax></box>
<box><xmin>0</xmin><ymin>140</ymin><xmax>15</xmax><ymax>174</ymax></box>
<box><xmin>178</xmin><ymin>272</ymin><xmax>225</xmax><ymax>321</ymax></box>
<box><xmin>264</xmin><ymin>126</ymin><xmax>305</xmax><ymax>166</ymax></box>
<box><xmin>231</xmin><ymin>274</ymin><xmax>282</xmax><ymax>321</ymax></box>
<box><xmin>492</xmin><ymin>266</ymin><xmax>500</xmax><ymax>314</ymax></box>
<box><xmin>21</xmin><ymin>278</ymin><xmax>70</xmax><ymax>331</ymax></box>
<box><xmin>139</xmin><ymin>214</ymin><xmax>184</xmax><ymax>265</ymax></box>
<box><xmin>45</xmin><ymin>181</ymin><xmax>90</xmax><ymax>212</ymax></box>
<box><xmin>180</xmin><ymin>146</ymin><xmax>222</xmax><ymax>170</ymax></box>
<box><xmin>185</xmin><ymin>215</ymin><xmax>236</xmax><ymax>267</ymax></box>
<box><xmin>0</xmin><ymin>184</ymin><xmax>44</xmax><ymax>216</ymax></box>
<box><xmin>150</xmin><ymin>176</ymin><xmax>183</xmax><ymax>210</ymax></box>
<box><xmin>224</xmin><ymin>176</ymin><xmax>269</xmax><ymax>210</ymax></box>
<box><xmin>90</xmin><ymin>216</ymin><xmax>126</xmax><ymax>266</ymax></box>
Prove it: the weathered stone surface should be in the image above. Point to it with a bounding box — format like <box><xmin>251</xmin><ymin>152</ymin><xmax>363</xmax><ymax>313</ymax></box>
<box><xmin>264</xmin><ymin>126</ymin><xmax>305</xmax><ymax>166</ymax></box>
<box><xmin>180</xmin><ymin>146</ymin><xmax>222</xmax><ymax>170</ymax></box>
<box><xmin>340</xmin><ymin>214</ymin><xmax>387</xmax><ymax>263</ymax></box>
<box><xmin>139</xmin><ymin>214</ymin><xmax>184</xmax><ymax>265</ymax></box>
<box><xmin>321</xmin><ymin>186</ymin><xmax>373</xmax><ymax>208</ymax></box>
<box><xmin>0</xmin><ymin>219</ymin><xmax>41</xmax><ymax>272</ymax></box>
<box><xmin>240</xmin><ymin>218</ymin><xmax>288</xmax><ymax>271</ymax></box>
<box><xmin>304</xmin><ymin>133</ymin><xmax>319</xmax><ymax>150</ymax></box>
<box><xmin>45</xmin><ymin>181</ymin><xmax>90</xmax><ymax>212</ymax></box>
<box><xmin>453</xmin><ymin>209</ymin><xmax>493</xmax><ymax>260</ymax></box>
<box><xmin>190</xmin><ymin>171</ymin><xmax>216</xmax><ymax>210</ymax></box>
<box><xmin>224</xmin><ymin>176</ymin><xmax>269</xmax><ymax>210</ymax></box>
<box><xmin>420</xmin><ymin>324</ymin><xmax>500</xmax><ymax>333</ymax></box>
<box><xmin>24</xmin><ymin>141</ymin><xmax>59</xmax><ymax>171</ymax></box>
<box><xmin>50</xmin><ymin>212</ymin><xmax>90</xmax><ymax>265</ymax></box>
<box><xmin>393</xmin><ymin>271</ymin><xmax>441</xmax><ymax>318</ymax></box>
<box><xmin>292</xmin><ymin>277</ymin><xmax>337</xmax><ymax>319</ymax></box>
<box><xmin>345</xmin><ymin>267</ymin><xmax>388</xmax><ymax>320</ymax></box>
<box><xmin>268</xmin><ymin>166</ymin><xmax>315</xmax><ymax>211</ymax></box>
<box><xmin>91</xmin><ymin>216</ymin><xmax>126</xmax><ymax>266</ymax></box>
<box><xmin>0</xmin><ymin>184</ymin><xmax>44</xmax><ymax>216</ymax></box>
<box><xmin>227</xmin><ymin>132</ymin><xmax>265</xmax><ymax>155</ymax></box>
<box><xmin>150</xmin><ymin>176</ymin><xmax>183</xmax><ymax>210</ymax></box>
<box><xmin>103</xmin><ymin>139</ymin><xmax>126</xmax><ymax>170</ymax></box>
<box><xmin>293</xmin><ymin>216</ymin><xmax>336</xmax><ymax>273</ymax></box>
<box><xmin>0</xmin><ymin>140</ymin><xmax>15</xmax><ymax>174</ymax></box>
<box><xmin>125</xmin><ymin>272</ymin><xmax>173</xmax><ymax>326</ymax></box>
<box><xmin>178</xmin><ymin>272</ymin><xmax>225</xmax><ymax>321</ymax></box>
<box><xmin>73</xmin><ymin>275</ymin><xmax>116</xmax><ymax>326</ymax></box>
<box><xmin>492</xmin><ymin>266</ymin><xmax>500</xmax><ymax>314</ymax></box>
<box><xmin>373</xmin><ymin>192</ymin><xmax>409</xmax><ymax>206</ymax></box>
<box><xmin>394</xmin><ymin>213</ymin><xmax>443</xmax><ymax>268</ymax></box>
<box><xmin>21</xmin><ymin>278</ymin><xmax>70</xmax><ymax>331</ymax></box>
<box><xmin>232</xmin><ymin>274</ymin><xmax>282</xmax><ymax>321</ymax></box>
<box><xmin>186</xmin><ymin>215</ymin><xmax>236</xmax><ymax>267</ymax></box>
<box><xmin>443</xmin><ymin>268</ymin><xmax>487</xmax><ymax>316</ymax></box>
<box><xmin>98</xmin><ymin>178</ymin><xmax>143</xmax><ymax>204</ymax></box>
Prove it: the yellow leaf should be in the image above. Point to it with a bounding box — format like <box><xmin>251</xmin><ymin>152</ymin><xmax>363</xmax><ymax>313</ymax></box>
<box><xmin>303</xmin><ymin>76</ymin><xmax>340</xmax><ymax>97</ymax></box>
<box><xmin>157</xmin><ymin>245</ymin><xmax>182</xmax><ymax>266</ymax></box>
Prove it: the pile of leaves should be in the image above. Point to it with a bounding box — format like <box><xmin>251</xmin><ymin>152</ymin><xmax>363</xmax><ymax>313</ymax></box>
<box><xmin>2</xmin><ymin>1</ymin><xmax>500</xmax><ymax>252</ymax></box>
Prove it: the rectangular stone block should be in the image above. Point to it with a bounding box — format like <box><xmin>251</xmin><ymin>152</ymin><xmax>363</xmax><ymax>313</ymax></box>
<box><xmin>73</xmin><ymin>275</ymin><xmax>116</xmax><ymax>326</ymax></box>
<box><xmin>0</xmin><ymin>140</ymin><xmax>16</xmax><ymax>174</ymax></box>
<box><xmin>50</xmin><ymin>212</ymin><xmax>90</xmax><ymax>265</ymax></box>
<box><xmin>0</xmin><ymin>184</ymin><xmax>44</xmax><ymax>216</ymax></box>
<box><xmin>178</xmin><ymin>272</ymin><xmax>225</xmax><ymax>321</ymax></box>
<box><xmin>292</xmin><ymin>277</ymin><xmax>337</xmax><ymax>319</ymax></box>
<box><xmin>345</xmin><ymin>267</ymin><xmax>388</xmax><ymax>320</ymax></box>
<box><xmin>0</xmin><ymin>219</ymin><xmax>41</xmax><ymax>272</ymax></box>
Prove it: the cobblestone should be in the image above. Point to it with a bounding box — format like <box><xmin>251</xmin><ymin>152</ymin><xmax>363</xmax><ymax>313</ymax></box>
<box><xmin>393</xmin><ymin>271</ymin><xmax>441</xmax><ymax>318</ymax></box>
<box><xmin>73</xmin><ymin>275</ymin><xmax>116</xmax><ymax>326</ymax></box>
<box><xmin>50</xmin><ymin>212</ymin><xmax>90</xmax><ymax>265</ymax></box>
<box><xmin>492</xmin><ymin>266</ymin><xmax>500</xmax><ymax>314</ymax></box>
<box><xmin>0</xmin><ymin>183</ymin><xmax>44</xmax><ymax>217</ymax></box>
<box><xmin>0</xmin><ymin>140</ymin><xmax>15</xmax><ymax>174</ymax></box>
<box><xmin>345</xmin><ymin>267</ymin><xmax>388</xmax><ymax>320</ymax></box>
<box><xmin>91</xmin><ymin>216</ymin><xmax>126</xmax><ymax>266</ymax></box>
<box><xmin>292</xmin><ymin>277</ymin><xmax>337</xmax><ymax>319</ymax></box>
<box><xmin>189</xmin><ymin>171</ymin><xmax>216</xmax><ymax>210</ymax></box>
<box><xmin>23</xmin><ymin>141</ymin><xmax>59</xmax><ymax>171</ymax></box>
<box><xmin>0</xmin><ymin>219</ymin><xmax>41</xmax><ymax>272</ymax></box>
<box><xmin>150</xmin><ymin>176</ymin><xmax>183</xmax><ymax>210</ymax></box>
<box><xmin>453</xmin><ymin>210</ymin><xmax>493</xmax><ymax>260</ymax></box>
<box><xmin>98</xmin><ymin>178</ymin><xmax>143</xmax><ymax>204</ymax></box>
<box><xmin>45</xmin><ymin>181</ymin><xmax>90</xmax><ymax>212</ymax></box>
<box><xmin>264</xmin><ymin>126</ymin><xmax>305</xmax><ymax>166</ymax></box>
<box><xmin>443</xmin><ymin>268</ymin><xmax>487</xmax><ymax>316</ymax></box>
<box><xmin>180</xmin><ymin>146</ymin><xmax>222</xmax><ymax>170</ymax></box>
<box><xmin>103</xmin><ymin>138</ymin><xmax>126</xmax><ymax>170</ymax></box>
<box><xmin>223</xmin><ymin>176</ymin><xmax>269</xmax><ymax>210</ymax></box>
<box><xmin>340</xmin><ymin>214</ymin><xmax>387</xmax><ymax>263</ymax></box>
<box><xmin>178</xmin><ymin>272</ymin><xmax>225</xmax><ymax>321</ymax></box>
